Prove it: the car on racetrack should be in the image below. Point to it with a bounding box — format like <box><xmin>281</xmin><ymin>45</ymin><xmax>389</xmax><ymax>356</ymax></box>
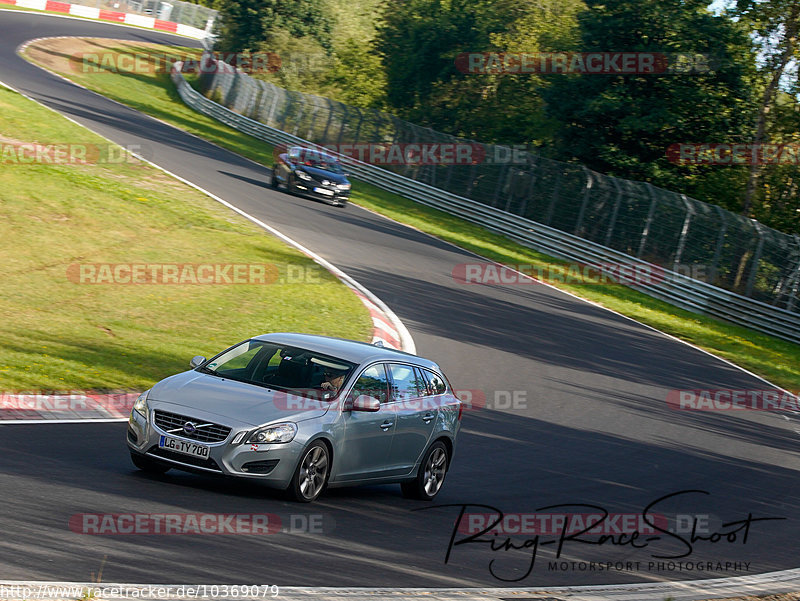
<box><xmin>127</xmin><ymin>333</ymin><xmax>462</xmax><ymax>502</ymax></box>
<box><xmin>271</xmin><ymin>146</ymin><xmax>351</xmax><ymax>207</ymax></box>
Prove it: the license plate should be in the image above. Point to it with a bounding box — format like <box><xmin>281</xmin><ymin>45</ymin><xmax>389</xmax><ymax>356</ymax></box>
<box><xmin>314</xmin><ymin>187</ymin><xmax>334</xmax><ymax>196</ymax></box>
<box><xmin>159</xmin><ymin>435</ymin><xmax>210</xmax><ymax>459</ymax></box>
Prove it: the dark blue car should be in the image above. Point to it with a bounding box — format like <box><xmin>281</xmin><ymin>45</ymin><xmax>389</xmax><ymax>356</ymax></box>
<box><xmin>272</xmin><ymin>146</ymin><xmax>351</xmax><ymax>207</ymax></box>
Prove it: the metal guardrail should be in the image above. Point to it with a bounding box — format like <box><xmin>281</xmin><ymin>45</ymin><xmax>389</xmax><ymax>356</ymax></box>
<box><xmin>171</xmin><ymin>64</ymin><xmax>800</xmax><ymax>345</ymax></box>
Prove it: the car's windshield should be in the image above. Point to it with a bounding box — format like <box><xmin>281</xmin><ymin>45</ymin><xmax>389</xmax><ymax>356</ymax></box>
<box><xmin>298</xmin><ymin>150</ymin><xmax>345</xmax><ymax>174</ymax></box>
<box><xmin>200</xmin><ymin>339</ymin><xmax>356</xmax><ymax>400</ymax></box>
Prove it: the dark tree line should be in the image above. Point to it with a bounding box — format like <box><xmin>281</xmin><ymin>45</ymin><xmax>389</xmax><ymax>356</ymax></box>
<box><xmin>211</xmin><ymin>0</ymin><xmax>800</xmax><ymax>232</ymax></box>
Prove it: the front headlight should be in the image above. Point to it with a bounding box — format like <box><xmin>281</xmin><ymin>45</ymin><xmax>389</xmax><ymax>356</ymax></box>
<box><xmin>338</xmin><ymin>183</ymin><xmax>351</xmax><ymax>190</ymax></box>
<box><xmin>133</xmin><ymin>390</ymin><xmax>149</xmax><ymax>418</ymax></box>
<box><xmin>248</xmin><ymin>422</ymin><xmax>297</xmax><ymax>444</ymax></box>
<box><xmin>295</xmin><ymin>170</ymin><xmax>312</xmax><ymax>181</ymax></box>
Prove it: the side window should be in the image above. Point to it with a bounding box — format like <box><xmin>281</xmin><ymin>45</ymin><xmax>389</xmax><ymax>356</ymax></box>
<box><xmin>349</xmin><ymin>364</ymin><xmax>389</xmax><ymax>403</ymax></box>
<box><xmin>387</xmin><ymin>364</ymin><xmax>424</xmax><ymax>402</ymax></box>
<box><xmin>423</xmin><ymin>370</ymin><xmax>447</xmax><ymax>396</ymax></box>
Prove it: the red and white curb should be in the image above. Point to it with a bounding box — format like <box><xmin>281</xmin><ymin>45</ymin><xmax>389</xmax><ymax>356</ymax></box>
<box><xmin>351</xmin><ymin>289</ymin><xmax>403</xmax><ymax>350</ymax></box>
<box><xmin>0</xmin><ymin>0</ymin><xmax>209</xmax><ymax>39</ymax></box>
<box><xmin>0</xmin><ymin>391</ymin><xmax>137</xmax><ymax>422</ymax></box>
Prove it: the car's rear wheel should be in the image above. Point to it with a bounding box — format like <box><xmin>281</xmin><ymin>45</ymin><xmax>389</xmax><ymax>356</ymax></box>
<box><xmin>287</xmin><ymin>441</ymin><xmax>330</xmax><ymax>503</ymax></box>
<box><xmin>401</xmin><ymin>440</ymin><xmax>448</xmax><ymax>500</ymax></box>
<box><xmin>130</xmin><ymin>452</ymin><xmax>170</xmax><ymax>474</ymax></box>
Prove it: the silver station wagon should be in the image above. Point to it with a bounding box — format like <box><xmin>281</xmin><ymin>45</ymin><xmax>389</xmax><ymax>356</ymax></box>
<box><xmin>127</xmin><ymin>333</ymin><xmax>462</xmax><ymax>502</ymax></box>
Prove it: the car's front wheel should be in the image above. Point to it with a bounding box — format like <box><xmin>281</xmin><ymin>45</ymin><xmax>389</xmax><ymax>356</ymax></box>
<box><xmin>130</xmin><ymin>452</ymin><xmax>170</xmax><ymax>474</ymax></box>
<box><xmin>401</xmin><ymin>440</ymin><xmax>449</xmax><ymax>500</ymax></box>
<box><xmin>271</xmin><ymin>167</ymin><xmax>279</xmax><ymax>188</ymax></box>
<box><xmin>287</xmin><ymin>441</ymin><xmax>330</xmax><ymax>502</ymax></box>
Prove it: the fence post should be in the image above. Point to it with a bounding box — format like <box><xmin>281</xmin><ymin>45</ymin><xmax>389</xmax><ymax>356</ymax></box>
<box><xmin>352</xmin><ymin>107</ymin><xmax>364</xmax><ymax>145</ymax></box>
<box><xmin>319</xmin><ymin>98</ymin><xmax>335</xmax><ymax>146</ymax></box>
<box><xmin>745</xmin><ymin>220</ymin><xmax>765</xmax><ymax>297</ymax></box>
<box><xmin>402</xmin><ymin>125</ymin><xmax>421</xmax><ymax>180</ymax></box>
<box><xmin>604</xmin><ymin>178</ymin><xmax>624</xmax><ymax>247</ymax></box>
<box><xmin>673</xmin><ymin>194</ymin><xmax>695</xmax><ymax>271</ymax></box>
<box><xmin>708</xmin><ymin>205</ymin><xmax>728</xmax><ymax>285</ymax></box>
<box><xmin>637</xmin><ymin>183</ymin><xmax>658</xmax><ymax>258</ymax></box>
<box><xmin>544</xmin><ymin>166</ymin><xmax>561</xmax><ymax>226</ymax></box>
<box><xmin>371</xmin><ymin>110</ymin><xmax>384</xmax><ymax>142</ymax></box>
<box><xmin>291</xmin><ymin>93</ymin><xmax>307</xmax><ymax>137</ymax></box>
<box><xmin>786</xmin><ymin>235</ymin><xmax>800</xmax><ymax>311</ymax></box>
<box><xmin>335</xmin><ymin>102</ymin><xmax>349</xmax><ymax>146</ymax></box>
<box><xmin>573</xmin><ymin>167</ymin><xmax>593</xmax><ymax>235</ymax></box>
<box><xmin>493</xmin><ymin>163</ymin><xmax>509</xmax><ymax>208</ymax></box>
<box><xmin>516</xmin><ymin>157</ymin><xmax>537</xmax><ymax>218</ymax></box>
<box><xmin>390</xmin><ymin>116</ymin><xmax>403</xmax><ymax>146</ymax></box>
<box><xmin>277</xmin><ymin>89</ymin><xmax>294</xmax><ymax>132</ymax></box>
<box><xmin>504</xmin><ymin>168</ymin><xmax>518</xmax><ymax>213</ymax></box>
<box><xmin>303</xmin><ymin>96</ymin><xmax>320</xmax><ymax>142</ymax></box>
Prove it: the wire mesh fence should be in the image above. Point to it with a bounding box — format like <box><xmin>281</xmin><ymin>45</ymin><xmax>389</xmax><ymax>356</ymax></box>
<box><xmin>196</xmin><ymin>54</ymin><xmax>800</xmax><ymax>313</ymax></box>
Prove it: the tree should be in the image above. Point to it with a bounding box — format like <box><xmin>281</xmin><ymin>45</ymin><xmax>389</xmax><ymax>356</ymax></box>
<box><xmin>215</xmin><ymin>0</ymin><xmax>332</xmax><ymax>53</ymax></box>
<box><xmin>538</xmin><ymin>0</ymin><xmax>759</xmax><ymax>195</ymax></box>
<box><xmin>734</xmin><ymin>0</ymin><xmax>800</xmax><ymax>217</ymax></box>
<box><xmin>375</xmin><ymin>0</ymin><xmax>584</xmax><ymax>143</ymax></box>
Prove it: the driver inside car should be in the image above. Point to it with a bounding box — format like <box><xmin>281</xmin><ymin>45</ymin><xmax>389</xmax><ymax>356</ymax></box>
<box><xmin>320</xmin><ymin>370</ymin><xmax>345</xmax><ymax>393</ymax></box>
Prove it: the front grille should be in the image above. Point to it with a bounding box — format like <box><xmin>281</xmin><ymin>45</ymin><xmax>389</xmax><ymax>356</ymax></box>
<box><xmin>153</xmin><ymin>409</ymin><xmax>231</xmax><ymax>443</ymax></box>
<box><xmin>147</xmin><ymin>446</ymin><xmax>222</xmax><ymax>471</ymax></box>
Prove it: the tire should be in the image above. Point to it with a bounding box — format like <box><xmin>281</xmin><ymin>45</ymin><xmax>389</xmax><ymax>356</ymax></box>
<box><xmin>401</xmin><ymin>440</ymin><xmax>448</xmax><ymax>500</ymax></box>
<box><xmin>130</xmin><ymin>451</ymin><xmax>170</xmax><ymax>474</ymax></box>
<box><xmin>286</xmin><ymin>441</ymin><xmax>330</xmax><ymax>503</ymax></box>
<box><xmin>271</xmin><ymin>167</ymin><xmax>279</xmax><ymax>188</ymax></box>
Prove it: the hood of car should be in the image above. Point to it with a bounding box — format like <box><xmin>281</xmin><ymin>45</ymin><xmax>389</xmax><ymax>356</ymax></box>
<box><xmin>149</xmin><ymin>370</ymin><xmax>331</xmax><ymax>427</ymax></box>
<box><xmin>296</xmin><ymin>165</ymin><xmax>348</xmax><ymax>184</ymax></box>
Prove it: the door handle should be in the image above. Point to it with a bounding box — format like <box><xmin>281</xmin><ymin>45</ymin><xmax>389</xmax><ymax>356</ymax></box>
<box><xmin>380</xmin><ymin>421</ymin><xmax>394</xmax><ymax>431</ymax></box>
<box><xmin>422</xmin><ymin>413</ymin><xmax>435</xmax><ymax>423</ymax></box>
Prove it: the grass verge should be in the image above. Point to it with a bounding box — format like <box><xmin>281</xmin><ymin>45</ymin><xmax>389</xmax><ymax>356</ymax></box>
<box><xmin>20</xmin><ymin>37</ymin><xmax>800</xmax><ymax>391</ymax></box>
<box><xmin>0</xmin><ymin>80</ymin><xmax>370</xmax><ymax>392</ymax></box>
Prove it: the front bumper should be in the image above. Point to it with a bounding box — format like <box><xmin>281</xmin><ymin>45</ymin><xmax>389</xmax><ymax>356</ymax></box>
<box><xmin>291</xmin><ymin>180</ymin><xmax>350</xmax><ymax>204</ymax></box>
<box><xmin>126</xmin><ymin>408</ymin><xmax>302</xmax><ymax>488</ymax></box>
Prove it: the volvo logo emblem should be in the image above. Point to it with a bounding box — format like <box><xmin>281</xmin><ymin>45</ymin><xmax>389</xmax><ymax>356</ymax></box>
<box><xmin>183</xmin><ymin>421</ymin><xmax>197</xmax><ymax>435</ymax></box>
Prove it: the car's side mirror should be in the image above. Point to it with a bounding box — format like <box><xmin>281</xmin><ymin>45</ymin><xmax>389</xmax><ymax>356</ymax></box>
<box><xmin>352</xmin><ymin>395</ymin><xmax>380</xmax><ymax>412</ymax></box>
<box><xmin>190</xmin><ymin>355</ymin><xmax>206</xmax><ymax>369</ymax></box>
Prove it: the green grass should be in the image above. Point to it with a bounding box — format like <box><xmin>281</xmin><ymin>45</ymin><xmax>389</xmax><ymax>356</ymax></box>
<box><xmin>0</xmin><ymin>83</ymin><xmax>370</xmax><ymax>392</ymax></box>
<box><xmin>21</xmin><ymin>39</ymin><xmax>800</xmax><ymax>391</ymax></box>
